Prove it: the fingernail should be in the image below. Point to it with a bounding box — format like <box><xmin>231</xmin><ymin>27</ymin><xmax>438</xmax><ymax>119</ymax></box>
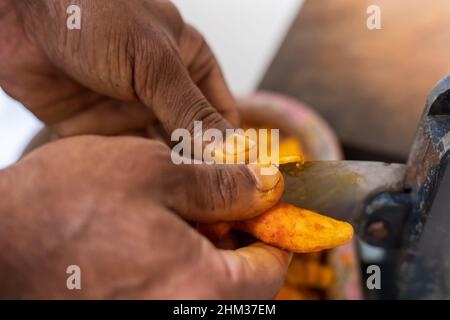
<box><xmin>212</xmin><ymin>133</ymin><xmax>257</xmax><ymax>163</ymax></box>
<box><xmin>247</xmin><ymin>163</ymin><xmax>281</xmax><ymax>192</ymax></box>
<box><xmin>224</xmin><ymin>133</ymin><xmax>257</xmax><ymax>156</ymax></box>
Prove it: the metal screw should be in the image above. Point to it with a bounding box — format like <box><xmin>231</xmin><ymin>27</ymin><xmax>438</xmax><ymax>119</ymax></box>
<box><xmin>367</xmin><ymin>220</ymin><xmax>389</xmax><ymax>239</ymax></box>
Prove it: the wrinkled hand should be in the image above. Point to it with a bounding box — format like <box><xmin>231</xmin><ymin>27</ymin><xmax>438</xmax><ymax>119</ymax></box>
<box><xmin>0</xmin><ymin>0</ymin><xmax>238</xmax><ymax>139</ymax></box>
<box><xmin>0</xmin><ymin>136</ymin><xmax>288</xmax><ymax>299</ymax></box>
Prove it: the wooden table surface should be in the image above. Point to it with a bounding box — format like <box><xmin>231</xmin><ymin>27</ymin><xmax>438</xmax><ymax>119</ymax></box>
<box><xmin>260</xmin><ymin>0</ymin><xmax>450</xmax><ymax>159</ymax></box>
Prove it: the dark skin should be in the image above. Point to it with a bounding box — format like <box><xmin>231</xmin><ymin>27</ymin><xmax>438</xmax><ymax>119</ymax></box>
<box><xmin>0</xmin><ymin>0</ymin><xmax>239</xmax><ymax>138</ymax></box>
<box><xmin>0</xmin><ymin>136</ymin><xmax>288</xmax><ymax>299</ymax></box>
<box><xmin>0</xmin><ymin>0</ymin><xmax>290</xmax><ymax>298</ymax></box>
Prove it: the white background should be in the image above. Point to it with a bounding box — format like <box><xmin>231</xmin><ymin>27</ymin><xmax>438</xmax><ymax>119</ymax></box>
<box><xmin>0</xmin><ymin>0</ymin><xmax>303</xmax><ymax>169</ymax></box>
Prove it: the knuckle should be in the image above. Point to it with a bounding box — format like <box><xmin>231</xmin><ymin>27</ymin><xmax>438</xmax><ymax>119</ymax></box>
<box><xmin>209</xmin><ymin>166</ymin><xmax>239</xmax><ymax>210</ymax></box>
<box><xmin>132</xmin><ymin>28</ymin><xmax>178</xmax><ymax>97</ymax></box>
<box><xmin>172</xmin><ymin>165</ymin><xmax>239</xmax><ymax>214</ymax></box>
<box><xmin>179</xmin><ymin>99</ymin><xmax>228</xmax><ymax>135</ymax></box>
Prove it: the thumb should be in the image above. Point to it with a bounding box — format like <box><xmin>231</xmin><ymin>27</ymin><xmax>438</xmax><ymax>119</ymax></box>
<box><xmin>219</xmin><ymin>243</ymin><xmax>293</xmax><ymax>299</ymax></box>
<box><xmin>163</xmin><ymin>161</ymin><xmax>284</xmax><ymax>223</ymax></box>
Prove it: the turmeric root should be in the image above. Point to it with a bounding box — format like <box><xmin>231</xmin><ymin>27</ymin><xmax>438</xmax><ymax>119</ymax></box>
<box><xmin>235</xmin><ymin>203</ymin><xmax>353</xmax><ymax>253</ymax></box>
<box><xmin>274</xmin><ymin>285</ymin><xmax>320</xmax><ymax>300</ymax></box>
<box><xmin>198</xmin><ymin>203</ymin><xmax>353</xmax><ymax>253</ymax></box>
<box><xmin>285</xmin><ymin>258</ymin><xmax>335</xmax><ymax>289</ymax></box>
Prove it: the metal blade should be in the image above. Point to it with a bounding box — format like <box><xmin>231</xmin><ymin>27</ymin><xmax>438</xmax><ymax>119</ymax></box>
<box><xmin>280</xmin><ymin>161</ymin><xmax>406</xmax><ymax>223</ymax></box>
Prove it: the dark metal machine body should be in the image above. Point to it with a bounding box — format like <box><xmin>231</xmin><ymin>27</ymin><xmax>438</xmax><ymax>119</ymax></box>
<box><xmin>359</xmin><ymin>76</ymin><xmax>450</xmax><ymax>299</ymax></box>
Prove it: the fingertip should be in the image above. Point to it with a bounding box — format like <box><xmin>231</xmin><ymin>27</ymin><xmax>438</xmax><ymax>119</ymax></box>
<box><xmin>239</xmin><ymin>242</ymin><xmax>293</xmax><ymax>270</ymax></box>
<box><xmin>232</xmin><ymin>166</ymin><xmax>284</xmax><ymax>221</ymax></box>
<box><xmin>222</xmin><ymin>108</ymin><xmax>241</xmax><ymax>128</ymax></box>
<box><xmin>219</xmin><ymin>242</ymin><xmax>291</xmax><ymax>299</ymax></box>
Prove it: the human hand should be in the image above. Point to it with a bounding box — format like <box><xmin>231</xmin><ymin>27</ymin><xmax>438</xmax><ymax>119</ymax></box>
<box><xmin>0</xmin><ymin>0</ymin><xmax>238</xmax><ymax>139</ymax></box>
<box><xmin>0</xmin><ymin>136</ymin><xmax>289</xmax><ymax>299</ymax></box>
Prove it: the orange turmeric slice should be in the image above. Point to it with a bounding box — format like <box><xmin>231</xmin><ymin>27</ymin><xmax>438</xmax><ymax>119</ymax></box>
<box><xmin>235</xmin><ymin>203</ymin><xmax>353</xmax><ymax>253</ymax></box>
<box><xmin>199</xmin><ymin>203</ymin><xmax>353</xmax><ymax>253</ymax></box>
<box><xmin>274</xmin><ymin>286</ymin><xmax>320</xmax><ymax>300</ymax></box>
<box><xmin>285</xmin><ymin>259</ymin><xmax>335</xmax><ymax>289</ymax></box>
<box><xmin>279</xmin><ymin>136</ymin><xmax>304</xmax><ymax>159</ymax></box>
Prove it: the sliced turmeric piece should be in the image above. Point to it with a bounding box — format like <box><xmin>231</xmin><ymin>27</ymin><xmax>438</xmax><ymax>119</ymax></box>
<box><xmin>285</xmin><ymin>259</ymin><xmax>335</xmax><ymax>289</ymax></box>
<box><xmin>279</xmin><ymin>136</ymin><xmax>304</xmax><ymax>159</ymax></box>
<box><xmin>279</xmin><ymin>155</ymin><xmax>304</xmax><ymax>165</ymax></box>
<box><xmin>211</xmin><ymin>131</ymin><xmax>305</xmax><ymax>165</ymax></box>
<box><xmin>274</xmin><ymin>285</ymin><xmax>320</xmax><ymax>300</ymax></box>
<box><xmin>235</xmin><ymin>203</ymin><xmax>354</xmax><ymax>253</ymax></box>
<box><xmin>198</xmin><ymin>203</ymin><xmax>353</xmax><ymax>253</ymax></box>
